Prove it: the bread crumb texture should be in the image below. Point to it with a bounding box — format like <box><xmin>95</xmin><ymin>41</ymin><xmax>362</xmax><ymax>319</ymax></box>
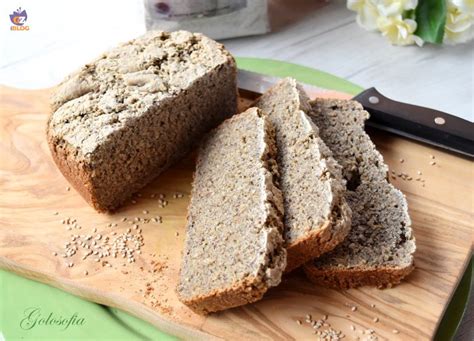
<box><xmin>304</xmin><ymin>99</ymin><xmax>416</xmax><ymax>289</ymax></box>
<box><xmin>254</xmin><ymin>78</ymin><xmax>351</xmax><ymax>272</ymax></box>
<box><xmin>177</xmin><ymin>108</ymin><xmax>286</xmax><ymax>314</ymax></box>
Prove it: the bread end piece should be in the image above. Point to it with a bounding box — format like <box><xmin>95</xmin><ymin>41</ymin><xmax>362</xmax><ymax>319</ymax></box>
<box><xmin>303</xmin><ymin>263</ymin><xmax>415</xmax><ymax>289</ymax></box>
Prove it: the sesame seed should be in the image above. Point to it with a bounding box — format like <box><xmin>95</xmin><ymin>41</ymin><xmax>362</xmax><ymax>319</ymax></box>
<box><xmin>350</xmin><ymin>325</ymin><xmax>355</xmax><ymax>331</ymax></box>
<box><xmin>93</xmin><ymin>227</ymin><xmax>97</xmax><ymax>233</ymax></box>
<box><xmin>417</xmin><ymin>171</ymin><xmax>422</xmax><ymax>175</ymax></box>
<box><xmin>373</xmin><ymin>317</ymin><xmax>379</xmax><ymax>322</ymax></box>
<box><xmin>131</xmin><ymin>200</ymin><xmax>137</xmax><ymax>204</ymax></box>
<box><xmin>84</xmin><ymin>270</ymin><xmax>88</xmax><ymax>276</ymax></box>
<box><xmin>66</xmin><ymin>187</ymin><xmax>71</xmax><ymax>191</ymax></box>
<box><xmin>52</xmin><ymin>252</ymin><xmax>57</xmax><ymax>256</ymax></box>
<box><xmin>392</xmin><ymin>329</ymin><xmax>399</xmax><ymax>334</ymax></box>
<box><xmin>296</xmin><ymin>319</ymin><xmax>302</xmax><ymax>325</ymax></box>
<box><xmin>175</xmin><ymin>232</ymin><xmax>179</xmax><ymax>236</ymax></box>
<box><xmin>430</xmin><ymin>161</ymin><xmax>436</xmax><ymax>165</ymax></box>
<box><xmin>351</xmin><ymin>306</ymin><xmax>357</xmax><ymax>312</ymax></box>
<box><xmin>53</xmin><ymin>212</ymin><xmax>59</xmax><ymax>216</ymax></box>
<box><xmin>143</xmin><ymin>210</ymin><xmax>149</xmax><ymax>214</ymax></box>
<box><xmin>371</xmin><ymin>304</ymin><xmax>376</xmax><ymax>308</ymax></box>
<box><xmin>323</xmin><ymin>314</ymin><xmax>328</xmax><ymax>320</ymax></box>
<box><xmin>430</xmin><ymin>154</ymin><xmax>435</xmax><ymax>159</ymax></box>
<box><xmin>399</xmin><ymin>158</ymin><xmax>404</xmax><ymax>163</ymax></box>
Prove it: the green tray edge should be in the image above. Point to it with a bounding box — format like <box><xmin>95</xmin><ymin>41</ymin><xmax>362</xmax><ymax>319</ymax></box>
<box><xmin>235</xmin><ymin>57</ymin><xmax>364</xmax><ymax>95</ymax></box>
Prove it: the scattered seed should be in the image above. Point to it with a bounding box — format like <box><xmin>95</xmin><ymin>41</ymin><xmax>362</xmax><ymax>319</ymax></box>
<box><xmin>373</xmin><ymin>317</ymin><xmax>379</xmax><ymax>323</ymax></box>
<box><xmin>66</xmin><ymin>187</ymin><xmax>71</xmax><ymax>191</ymax></box>
<box><xmin>392</xmin><ymin>329</ymin><xmax>400</xmax><ymax>334</ymax></box>
<box><xmin>351</xmin><ymin>306</ymin><xmax>357</xmax><ymax>312</ymax></box>
<box><xmin>350</xmin><ymin>325</ymin><xmax>355</xmax><ymax>331</ymax></box>
<box><xmin>52</xmin><ymin>252</ymin><xmax>57</xmax><ymax>256</ymax></box>
<box><xmin>399</xmin><ymin>158</ymin><xmax>404</xmax><ymax>163</ymax></box>
<box><xmin>84</xmin><ymin>270</ymin><xmax>88</xmax><ymax>276</ymax></box>
<box><xmin>430</xmin><ymin>154</ymin><xmax>435</xmax><ymax>159</ymax></box>
<box><xmin>323</xmin><ymin>314</ymin><xmax>328</xmax><ymax>320</ymax></box>
<box><xmin>371</xmin><ymin>304</ymin><xmax>376</xmax><ymax>308</ymax></box>
<box><xmin>175</xmin><ymin>232</ymin><xmax>179</xmax><ymax>237</ymax></box>
<box><xmin>430</xmin><ymin>161</ymin><xmax>436</xmax><ymax>165</ymax></box>
<box><xmin>296</xmin><ymin>319</ymin><xmax>302</xmax><ymax>325</ymax></box>
<box><xmin>417</xmin><ymin>170</ymin><xmax>422</xmax><ymax>175</ymax></box>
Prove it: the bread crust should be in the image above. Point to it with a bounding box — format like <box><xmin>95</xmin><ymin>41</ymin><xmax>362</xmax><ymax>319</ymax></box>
<box><xmin>303</xmin><ymin>263</ymin><xmax>415</xmax><ymax>289</ymax></box>
<box><xmin>285</xmin><ymin>198</ymin><xmax>351</xmax><ymax>273</ymax></box>
<box><xmin>178</xmin><ymin>276</ymin><xmax>268</xmax><ymax>315</ymax></box>
<box><xmin>47</xmin><ymin>31</ymin><xmax>237</xmax><ymax>212</ymax></box>
<box><xmin>46</xmin><ymin>127</ymin><xmax>102</xmax><ymax>210</ymax></box>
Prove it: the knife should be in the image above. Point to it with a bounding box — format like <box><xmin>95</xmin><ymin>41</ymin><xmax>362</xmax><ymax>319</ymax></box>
<box><xmin>237</xmin><ymin>69</ymin><xmax>474</xmax><ymax>159</ymax></box>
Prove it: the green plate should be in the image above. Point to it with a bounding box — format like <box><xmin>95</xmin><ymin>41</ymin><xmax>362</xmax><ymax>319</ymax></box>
<box><xmin>0</xmin><ymin>57</ymin><xmax>470</xmax><ymax>340</ymax></box>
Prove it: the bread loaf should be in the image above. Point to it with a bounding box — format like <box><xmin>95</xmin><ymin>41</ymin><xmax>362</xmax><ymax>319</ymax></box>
<box><xmin>47</xmin><ymin>30</ymin><xmax>237</xmax><ymax>212</ymax></box>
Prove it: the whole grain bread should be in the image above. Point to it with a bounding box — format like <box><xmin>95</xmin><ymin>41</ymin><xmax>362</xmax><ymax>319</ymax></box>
<box><xmin>176</xmin><ymin>107</ymin><xmax>286</xmax><ymax>315</ymax></box>
<box><xmin>47</xmin><ymin>30</ymin><xmax>237</xmax><ymax>212</ymax></box>
<box><xmin>304</xmin><ymin>99</ymin><xmax>416</xmax><ymax>289</ymax></box>
<box><xmin>254</xmin><ymin>79</ymin><xmax>351</xmax><ymax>272</ymax></box>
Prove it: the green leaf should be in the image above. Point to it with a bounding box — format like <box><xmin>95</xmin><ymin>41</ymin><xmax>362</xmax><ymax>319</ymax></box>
<box><xmin>415</xmin><ymin>0</ymin><xmax>447</xmax><ymax>44</ymax></box>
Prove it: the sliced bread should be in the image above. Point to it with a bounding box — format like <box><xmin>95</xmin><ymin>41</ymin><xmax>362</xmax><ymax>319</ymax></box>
<box><xmin>254</xmin><ymin>78</ymin><xmax>351</xmax><ymax>272</ymax></box>
<box><xmin>176</xmin><ymin>107</ymin><xmax>286</xmax><ymax>314</ymax></box>
<box><xmin>47</xmin><ymin>30</ymin><xmax>237</xmax><ymax>212</ymax></box>
<box><xmin>304</xmin><ymin>99</ymin><xmax>416</xmax><ymax>289</ymax></box>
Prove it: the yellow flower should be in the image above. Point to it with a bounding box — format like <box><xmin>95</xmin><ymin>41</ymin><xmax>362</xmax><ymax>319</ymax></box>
<box><xmin>377</xmin><ymin>15</ymin><xmax>424</xmax><ymax>45</ymax></box>
<box><xmin>445</xmin><ymin>0</ymin><xmax>474</xmax><ymax>44</ymax></box>
<box><xmin>347</xmin><ymin>0</ymin><xmax>380</xmax><ymax>30</ymax></box>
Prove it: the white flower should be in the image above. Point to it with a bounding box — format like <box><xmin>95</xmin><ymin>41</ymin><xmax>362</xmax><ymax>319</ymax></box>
<box><xmin>347</xmin><ymin>0</ymin><xmax>381</xmax><ymax>30</ymax></box>
<box><xmin>374</xmin><ymin>0</ymin><xmax>418</xmax><ymax>17</ymax></box>
<box><xmin>377</xmin><ymin>15</ymin><xmax>424</xmax><ymax>45</ymax></box>
<box><xmin>451</xmin><ymin>0</ymin><xmax>474</xmax><ymax>13</ymax></box>
<box><xmin>445</xmin><ymin>0</ymin><xmax>474</xmax><ymax>44</ymax></box>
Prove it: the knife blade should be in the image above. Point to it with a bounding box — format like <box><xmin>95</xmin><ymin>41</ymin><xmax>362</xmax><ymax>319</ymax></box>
<box><xmin>237</xmin><ymin>69</ymin><xmax>474</xmax><ymax>158</ymax></box>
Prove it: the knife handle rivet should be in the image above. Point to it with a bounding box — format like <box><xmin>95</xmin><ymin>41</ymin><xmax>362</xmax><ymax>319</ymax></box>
<box><xmin>368</xmin><ymin>96</ymin><xmax>380</xmax><ymax>104</ymax></box>
<box><xmin>434</xmin><ymin>117</ymin><xmax>446</xmax><ymax>125</ymax></box>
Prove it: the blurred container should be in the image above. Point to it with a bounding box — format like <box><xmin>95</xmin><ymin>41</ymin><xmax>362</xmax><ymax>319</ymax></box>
<box><xmin>144</xmin><ymin>0</ymin><xmax>269</xmax><ymax>39</ymax></box>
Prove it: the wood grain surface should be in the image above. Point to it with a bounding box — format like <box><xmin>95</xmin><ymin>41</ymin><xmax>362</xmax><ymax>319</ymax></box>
<box><xmin>0</xmin><ymin>86</ymin><xmax>472</xmax><ymax>340</ymax></box>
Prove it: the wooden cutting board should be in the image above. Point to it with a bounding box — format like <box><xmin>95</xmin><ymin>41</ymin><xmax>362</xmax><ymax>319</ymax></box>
<box><xmin>0</xmin><ymin>85</ymin><xmax>472</xmax><ymax>340</ymax></box>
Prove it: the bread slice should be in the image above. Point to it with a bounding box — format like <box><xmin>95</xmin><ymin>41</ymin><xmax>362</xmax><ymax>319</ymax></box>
<box><xmin>47</xmin><ymin>30</ymin><xmax>237</xmax><ymax>212</ymax></box>
<box><xmin>303</xmin><ymin>99</ymin><xmax>416</xmax><ymax>289</ymax></box>
<box><xmin>176</xmin><ymin>107</ymin><xmax>286</xmax><ymax>314</ymax></box>
<box><xmin>254</xmin><ymin>78</ymin><xmax>351</xmax><ymax>272</ymax></box>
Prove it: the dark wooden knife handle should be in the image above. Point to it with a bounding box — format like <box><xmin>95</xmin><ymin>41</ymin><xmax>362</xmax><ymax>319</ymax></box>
<box><xmin>353</xmin><ymin>88</ymin><xmax>474</xmax><ymax>158</ymax></box>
